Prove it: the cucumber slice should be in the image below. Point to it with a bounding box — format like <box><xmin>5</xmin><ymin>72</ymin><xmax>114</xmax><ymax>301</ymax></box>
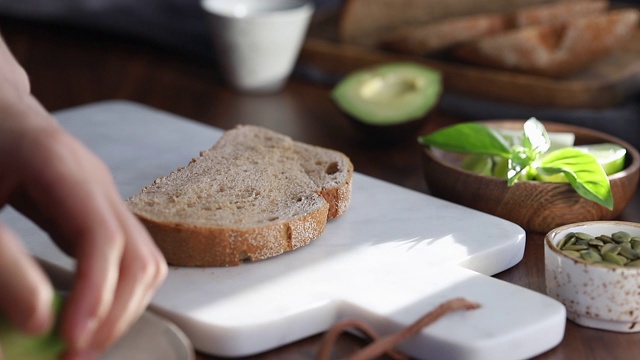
<box><xmin>575</xmin><ymin>143</ymin><xmax>627</xmax><ymax>175</ymax></box>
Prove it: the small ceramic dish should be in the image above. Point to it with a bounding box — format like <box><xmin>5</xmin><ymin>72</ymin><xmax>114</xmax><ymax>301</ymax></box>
<box><xmin>103</xmin><ymin>310</ymin><xmax>195</xmax><ymax>360</ymax></box>
<box><xmin>421</xmin><ymin>120</ymin><xmax>640</xmax><ymax>233</ymax></box>
<box><xmin>544</xmin><ymin>221</ymin><xmax>640</xmax><ymax>332</ymax></box>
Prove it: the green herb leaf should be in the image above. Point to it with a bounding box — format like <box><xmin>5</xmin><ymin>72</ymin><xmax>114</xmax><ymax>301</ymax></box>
<box><xmin>522</xmin><ymin>118</ymin><xmax>550</xmax><ymax>154</ymax></box>
<box><xmin>507</xmin><ymin>149</ymin><xmax>532</xmax><ymax>185</ymax></box>
<box><xmin>418</xmin><ymin>123</ymin><xmax>511</xmax><ymax>157</ymax></box>
<box><xmin>417</xmin><ymin>120</ymin><xmax>616</xmax><ymax>208</ymax></box>
<box><xmin>538</xmin><ymin>148</ymin><xmax>613</xmax><ymax>209</ymax></box>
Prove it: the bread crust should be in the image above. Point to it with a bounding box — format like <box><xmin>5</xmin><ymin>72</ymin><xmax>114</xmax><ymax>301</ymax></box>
<box><xmin>293</xmin><ymin>142</ymin><xmax>354</xmax><ymax>219</ymax></box>
<box><xmin>320</xmin><ymin>181</ymin><xmax>352</xmax><ymax>219</ymax></box>
<box><xmin>138</xmin><ymin>202</ymin><xmax>329</xmax><ymax>267</ymax></box>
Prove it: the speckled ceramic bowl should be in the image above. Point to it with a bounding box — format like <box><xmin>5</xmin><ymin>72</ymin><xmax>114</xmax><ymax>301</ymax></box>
<box><xmin>545</xmin><ymin>221</ymin><xmax>640</xmax><ymax>332</ymax></box>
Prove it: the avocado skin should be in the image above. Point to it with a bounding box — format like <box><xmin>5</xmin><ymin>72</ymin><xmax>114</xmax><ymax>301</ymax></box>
<box><xmin>345</xmin><ymin>107</ymin><xmax>436</xmax><ymax>144</ymax></box>
<box><xmin>0</xmin><ymin>293</ymin><xmax>66</xmax><ymax>360</ymax></box>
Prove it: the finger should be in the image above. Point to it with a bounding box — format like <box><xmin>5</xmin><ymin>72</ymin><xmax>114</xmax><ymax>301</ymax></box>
<box><xmin>0</xmin><ymin>223</ymin><xmax>54</xmax><ymax>334</ymax></box>
<box><xmin>15</xmin><ymin>130</ymin><xmax>127</xmax><ymax>351</ymax></box>
<box><xmin>85</xmin><ymin>199</ymin><xmax>167</xmax><ymax>351</ymax></box>
<box><xmin>6</xmin><ymin>187</ymin><xmax>67</xmax><ymax>250</ymax></box>
<box><xmin>57</xmin><ymin>199</ymin><xmax>124</xmax><ymax>353</ymax></box>
<box><xmin>11</xmin><ymin>125</ymin><xmax>166</xmax><ymax>354</ymax></box>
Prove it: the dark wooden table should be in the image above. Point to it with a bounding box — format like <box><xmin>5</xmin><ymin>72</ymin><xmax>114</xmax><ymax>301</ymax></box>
<box><xmin>2</xmin><ymin>15</ymin><xmax>639</xmax><ymax>360</ymax></box>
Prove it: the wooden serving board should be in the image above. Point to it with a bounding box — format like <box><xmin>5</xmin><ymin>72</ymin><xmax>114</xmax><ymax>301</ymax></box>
<box><xmin>0</xmin><ymin>101</ymin><xmax>567</xmax><ymax>359</ymax></box>
<box><xmin>299</xmin><ymin>9</ymin><xmax>640</xmax><ymax>109</ymax></box>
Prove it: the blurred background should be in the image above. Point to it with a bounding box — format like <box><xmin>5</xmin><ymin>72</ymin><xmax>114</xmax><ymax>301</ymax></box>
<box><xmin>0</xmin><ymin>0</ymin><xmax>638</xmax><ymax>149</ymax></box>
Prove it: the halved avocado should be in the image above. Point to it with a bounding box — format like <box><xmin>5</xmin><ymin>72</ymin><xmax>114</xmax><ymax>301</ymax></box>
<box><xmin>332</xmin><ymin>62</ymin><xmax>442</xmax><ymax>140</ymax></box>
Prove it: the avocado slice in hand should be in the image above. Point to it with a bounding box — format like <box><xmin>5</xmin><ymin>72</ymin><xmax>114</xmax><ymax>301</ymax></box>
<box><xmin>332</xmin><ymin>62</ymin><xmax>442</xmax><ymax>140</ymax></box>
<box><xmin>0</xmin><ymin>293</ymin><xmax>66</xmax><ymax>360</ymax></box>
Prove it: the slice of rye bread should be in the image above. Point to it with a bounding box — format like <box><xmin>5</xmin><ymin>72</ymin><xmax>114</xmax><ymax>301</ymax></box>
<box><xmin>126</xmin><ymin>125</ymin><xmax>354</xmax><ymax>267</ymax></box>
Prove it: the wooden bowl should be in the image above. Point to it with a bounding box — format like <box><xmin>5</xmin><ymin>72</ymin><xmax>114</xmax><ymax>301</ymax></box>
<box><xmin>421</xmin><ymin>120</ymin><xmax>640</xmax><ymax>233</ymax></box>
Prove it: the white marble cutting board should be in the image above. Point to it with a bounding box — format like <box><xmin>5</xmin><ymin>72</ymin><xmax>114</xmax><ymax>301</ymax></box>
<box><xmin>0</xmin><ymin>100</ymin><xmax>566</xmax><ymax>359</ymax></box>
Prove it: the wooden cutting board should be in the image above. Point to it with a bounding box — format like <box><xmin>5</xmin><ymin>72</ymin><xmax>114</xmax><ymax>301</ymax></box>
<box><xmin>299</xmin><ymin>7</ymin><xmax>640</xmax><ymax>108</ymax></box>
<box><xmin>0</xmin><ymin>101</ymin><xmax>566</xmax><ymax>359</ymax></box>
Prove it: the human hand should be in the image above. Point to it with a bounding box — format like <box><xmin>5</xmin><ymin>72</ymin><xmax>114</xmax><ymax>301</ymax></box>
<box><xmin>0</xmin><ymin>35</ymin><xmax>167</xmax><ymax>359</ymax></box>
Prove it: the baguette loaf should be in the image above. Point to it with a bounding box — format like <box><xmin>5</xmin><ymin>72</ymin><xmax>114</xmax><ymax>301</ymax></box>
<box><xmin>339</xmin><ymin>0</ymin><xmax>561</xmax><ymax>46</ymax></box>
<box><xmin>379</xmin><ymin>14</ymin><xmax>508</xmax><ymax>55</ymax></box>
<box><xmin>452</xmin><ymin>8</ymin><xmax>639</xmax><ymax>77</ymax></box>
<box><xmin>126</xmin><ymin>125</ymin><xmax>353</xmax><ymax>267</ymax></box>
<box><xmin>379</xmin><ymin>0</ymin><xmax>608</xmax><ymax>55</ymax></box>
<box><xmin>513</xmin><ymin>0</ymin><xmax>608</xmax><ymax>27</ymax></box>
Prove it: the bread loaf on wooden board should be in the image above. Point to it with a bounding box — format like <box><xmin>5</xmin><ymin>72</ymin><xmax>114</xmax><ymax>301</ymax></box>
<box><xmin>379</xmin><ymin>0</ymin><xmax>608</xmax><ymax>55</ymax></box>
<box><xmin>338</xmin><ymin>0</ymin><xmax>571</xmax><ymax>46</ymax></box>
<box><xmin>379</xmin><ymin>14</ymin><xmax>509</xmax><ymax>55</ymax></box>
<box><xmin>514</xmin><ymin>0</ymin><xmax>608</xmax><ymax>26</ymax></box>
<box><xmin>126</xmin><ymin>125</ymin><xmax>353</xmax><ymax>267</ymax></box>
<box><xmin>453</xmin><ymin>8</ymin><xmax>640</xmax><ymax>77</ymax></box>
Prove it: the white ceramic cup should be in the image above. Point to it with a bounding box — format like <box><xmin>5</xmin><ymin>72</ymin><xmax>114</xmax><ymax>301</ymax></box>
<box><xmin>201</xmin><ymin>0</ymin><xmax>314</xmax><ymax>93</ymax></box>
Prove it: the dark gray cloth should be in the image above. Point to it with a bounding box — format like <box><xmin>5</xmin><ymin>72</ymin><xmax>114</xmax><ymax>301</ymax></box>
<box><xmin>0</xmin><ymin>0</ymin><xmax>212</xmax><ymax>57</ymax></box>
<box><xmin>0</xmin><ymin>0</ymin><xmax>340</xmax><ymax>58</ymax></box>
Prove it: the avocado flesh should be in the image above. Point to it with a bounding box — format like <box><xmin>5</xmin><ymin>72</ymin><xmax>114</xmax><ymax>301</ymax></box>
<box><xmin>0</xmin><ymin>325</ymin><xmax>65</xmax><ymax>360</ymax></box>
<box><xmin>332</xmin><ymin>63</ymin><xmax>442</xmax><ymax>126</ymax></box>
<box><xmin>0</xmin><ymin>293</ymin><xmax>66</xmax><ymax>360</ymax></box>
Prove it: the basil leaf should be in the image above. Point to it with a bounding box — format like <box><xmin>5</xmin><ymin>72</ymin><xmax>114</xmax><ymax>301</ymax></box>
<box><xmin>418</xmin><ymin>123</ymin><xmax>511</xmax><ymax>157</ymax></box>
<box><xmin>507</xmin><ymin>150</ymin><xmax>532</xmax><ymax>185</ymax></box>
<box><xmin>538</xmin><ymin>148</ymin><xmax>613</xmax><ymax>209</ymax></box>
<box><xmin>522</xmin><ymin>117</ymin><xmax>550</xmax><ymax>155</ymax></box>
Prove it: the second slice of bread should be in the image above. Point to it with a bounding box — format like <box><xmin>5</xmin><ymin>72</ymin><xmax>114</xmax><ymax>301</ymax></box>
<box><xmin>126</xmin><ymin>125</ymin><xmax>353</xmax><ymax>267</ymax></box>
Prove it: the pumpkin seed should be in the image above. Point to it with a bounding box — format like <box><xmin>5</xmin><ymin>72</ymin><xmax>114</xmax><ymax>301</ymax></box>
<box><xmin>562</xmin><ymin>250</ymin><xmax>581</xmax><ymax>258</ymax></box>
<box><xmin>600</xmin><ymin>243</ymin><xmax>620</xmax><ymax>255</ymax></box>
<box><xmin>575</xmin><ymin>232</ymin><xmax>594</xmax><ymax>240</ymax></box>
<box><xmin>556</xmin><ymin>230</ymin><xmax>640</xmax><ymax>268</ymax></box>
<box><xmin>618</xmin><ymin>244</ymin><xmax>639</xmax><ymax>260</ymax></box>
<box><xmin>612</xmin><ymin>231</ymin><xmax>631</xmax><ymax>243</ymax></box>
<box><xmin>603</xmin><ymin>252</ymin><xmax>627</xmax><ymax>266</ymax></box>
<box><xmin>626</xmin><ymin>259</ymin><xmax>640</xmax><ymax>267</ymax></box>
<box><xmin>588</xmin><ymin>239</ymin><xmax>605</xmax><ymax>247</ymax></box>
<box><xmin>597</xmin><ymin>235</ymin><xmax>615</xmax><ymax>243</ymax></box>
<box><xmin>580</xmin><ymin>249</ymin><xmax>603</xmax><ymax>263</ymax></box>
<box><xmin>563</xmin><ymin>244</ymin><xmax>589</xmax><ymax>251</ymax></box>
<box><xmin>556</xmin><ymin>234</ymin><xmax>571</xmax><ymax>249</ymax></box>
